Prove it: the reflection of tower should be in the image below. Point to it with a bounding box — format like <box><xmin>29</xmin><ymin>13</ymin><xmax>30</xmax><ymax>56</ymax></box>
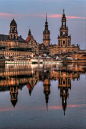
<box><xmin>61</xmin><ymin>88</ymin><xmax>68</xmax><ymax>116</ymax></box>
<box><xmin>58</xmin><ymin>71</ymin><xmax>71</xmax><ymax>115</ymax></box>
<box><xmin>10</xmin><ymin>86</ymin><xmax>18</xmax><ymax>108</ymax></box>
<box><xmin>43</xmin><ymin>79</ymin><xmax>51</xmax><ymax>112</ymax></box>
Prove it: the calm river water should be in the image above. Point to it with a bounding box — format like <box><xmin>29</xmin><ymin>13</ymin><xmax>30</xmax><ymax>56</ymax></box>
<box><xmin>0</xmin><ymin>63</ymin><xmax>86</xmax><ymax>129</ymax></box>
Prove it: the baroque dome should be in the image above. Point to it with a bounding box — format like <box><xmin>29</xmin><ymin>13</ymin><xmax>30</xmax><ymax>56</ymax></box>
<box><xmin>10</xmin><ymin>18</ymin><xmax>17</xmax><ymax>26</ymax></box>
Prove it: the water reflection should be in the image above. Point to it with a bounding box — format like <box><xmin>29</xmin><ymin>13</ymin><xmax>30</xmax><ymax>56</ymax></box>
<box><xmin>0</xmin><ymin>63</ymin><xmax>86</xmax><ymax>115</ymax></box>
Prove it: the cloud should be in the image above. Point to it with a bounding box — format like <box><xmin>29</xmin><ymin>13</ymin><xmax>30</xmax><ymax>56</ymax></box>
<box><xmin>0</xmin><ymin>12</ymin><xmax>85</xmax><ymax>20</ymax></box>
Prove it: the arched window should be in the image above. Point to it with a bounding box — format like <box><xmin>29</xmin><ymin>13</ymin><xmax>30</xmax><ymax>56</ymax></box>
<box><xmin>63</xmin><ymin>21</ymin><xmax>65</xmax><ymax>26</ymax></box>
<box><xmin>63</xmin><ymin>31</ymin><xmax>65</xmax><ymax>36</ymax></box>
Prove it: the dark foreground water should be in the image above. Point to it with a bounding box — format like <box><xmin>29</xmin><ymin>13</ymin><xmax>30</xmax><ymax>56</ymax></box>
<box><xmin>0</xmin><ymin>63</ymin><xmax>86</xmax><ymax>129</ymax></box>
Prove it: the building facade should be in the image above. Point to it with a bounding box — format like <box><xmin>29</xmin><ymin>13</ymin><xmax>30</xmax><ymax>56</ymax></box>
<box><xmin>0</xmin><ymin>18</ymin><xmax>27</xmax><ymax>51</ymax></box>
<box><xmin>26</xmin><ymin>29</ymin><xmax>39</xmax><ymax>55</ymax></box>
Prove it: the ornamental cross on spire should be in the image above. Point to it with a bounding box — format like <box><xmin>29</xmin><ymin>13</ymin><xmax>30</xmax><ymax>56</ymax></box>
<box><xmin>63</xmin><ymin>8</ymin><xmax>65</xmax><ymax>14</ymax></box>
<box><xmin>45</xmin><ymin>12</ymin><xmax>47</xmax><ymax>23</ymax></box>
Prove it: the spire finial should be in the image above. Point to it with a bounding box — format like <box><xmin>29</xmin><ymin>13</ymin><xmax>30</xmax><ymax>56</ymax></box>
<box><xmin>13</xmin><ymin>17</ymin><xmax>14</xmax><ymax>19</ymax></box>
<box><xmin>63</xmin><ymin>8</ymin><xmax>64</xmax><ymax>14</ymax></box>
<box><xmin>64</xmin><ymin>110</ymin><xmax>65</xmax><ymax>116</ymax></box>
<box><xmin>46</xmin><ymin>103</ymin><xmax>48</xmax><ymax>113</ymax></box>
<box><xmin>63</xmin><ymin>9</ymin><xmax>65</xmax><ymax>17</ymax></box>
<box><xmin>28</xmin><ymin>27</ymin><xmax>31</xmax><ymax>36</ymax></box>
<box><xmin>45</xmin><ymin>12</ymin><xmax>47</xmax><ymax>23</ymax></box>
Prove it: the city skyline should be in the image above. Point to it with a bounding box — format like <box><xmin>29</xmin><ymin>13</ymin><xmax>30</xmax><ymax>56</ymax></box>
<box><xmin>0</xmin><ymin>0</ymin><xmax>86</xmax><ymax>49</ymax></box>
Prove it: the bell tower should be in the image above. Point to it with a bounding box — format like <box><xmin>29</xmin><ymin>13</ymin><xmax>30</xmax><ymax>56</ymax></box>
<box><xmin>9</xmin><ymin>17</ymin><xmax>18</xmax><ymax>40</ymax></box>
<box><xmin>43</xmin><ymin>12</ymin><xmax>50</xmax><ymax>47</ymax></box>
<box><xmin>58</xmin><ymin>9</ymin><xmax>71</xmax><ymax>53</ymax></box>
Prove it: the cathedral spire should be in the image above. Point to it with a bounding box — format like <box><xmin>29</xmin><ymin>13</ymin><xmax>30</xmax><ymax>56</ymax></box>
<box><xmin>63</xmin><ymin>8</ymin><xmax>65</xmax><ymax>17</ymax></box>
<box><xmin>45</xmin><ymin>12</ymin><xmax>48</xmax><ymax>25</ymax></box>
<box><xmin>46</xmin><ymin>103</ymin><xmax>48</xmax><ymax>113</ymax></box>
<box><xmin>28</xmin><ymin>27</ymin><xmax>31</xmax><ymax>36</ymax></box>
<box><xmin>46</xmin><ymin>12</ymin><xmax>47</xmax><ymax>24</ymax></box>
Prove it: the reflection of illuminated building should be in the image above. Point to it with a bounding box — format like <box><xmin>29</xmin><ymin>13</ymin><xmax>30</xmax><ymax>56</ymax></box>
<box><xmin>43</xmin><ymin>79</ymin><xmax>51</xmax><ymax>112</ymax></box>
<box><xmin>26</xmin><ymin>71</ymin><xmax>39</xmax><ymax>96</ymax></box>
<box><xmin>26</xmin><ymin>83</ymin><xmax>33</xmax><ymax>96</ymax></box>
<box><xmin>0</xmin><ymin>63</ymin><xmax>86</xmax><ymax>110</ymax></box>
<box><xmin>57</xmin><ymin>69</ymin><xmax>81</xmax><ymax>115</ymax></box>
<box><xmin>58</xmin><ymin>71</ymin><xmax>72</xmax><ymax>115</ymax></box>
<box><xmin>10</xmin><ymin>86</ymin><xmax>18</xmax><ymax>108</ymax></box>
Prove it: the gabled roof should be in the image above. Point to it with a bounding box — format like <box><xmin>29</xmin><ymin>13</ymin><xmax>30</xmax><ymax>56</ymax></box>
<box><xmin>25</xmin><ymin>35</ymin><xmax>38</xmax><ymax>45</ymax></box>
<box><xmin>26</xmin><ymin>83</ymin><xmax>32</xmax><ymax>90</ymax></box>
<box><xmin>25</xmin><ymin>35</ymin><xmax>31</xmax><ymax>42</ymax></box>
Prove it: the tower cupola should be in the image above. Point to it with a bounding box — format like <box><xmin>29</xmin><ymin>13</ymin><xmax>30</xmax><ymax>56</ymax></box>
<box><xmin>9</xmin><ymin>17</ymin><xmax>18</xmax><ymax>40</ymax></box>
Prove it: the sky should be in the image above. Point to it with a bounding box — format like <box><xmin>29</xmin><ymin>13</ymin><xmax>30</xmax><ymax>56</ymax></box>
<box><xmin>0</xmin><ymin>0</ymin><xmax>86</xmax><ymax>49</ymax></box>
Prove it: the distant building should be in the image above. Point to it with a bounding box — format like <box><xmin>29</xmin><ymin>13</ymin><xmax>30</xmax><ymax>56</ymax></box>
<box><xmin>39</xmin><ymin>43</ymin><xmax>48</xmax><ymax>55</ymax></box>
<box><xmin>26</xmin><ymin>28</ymin><xmax>39</xmax><ymax>55</ymax></box>
<box><xmin>0</xmin><ymin>11</ymin><xmax>81</xmax><ymax>56</ymax></box>
<box><xmin>0</xmin><ymin>18</ymin><xmax>27</xmax><ymax>51</ymax></box>
<box><xmin>39</xmin><ymin>13</ymin><xmax>50</xmax><ymax>55</ymax></box>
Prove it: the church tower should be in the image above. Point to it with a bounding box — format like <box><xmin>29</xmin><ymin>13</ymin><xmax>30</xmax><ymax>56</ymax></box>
<box><xmin>9</xmin><ymin>17</ymin><xmax>18</xmax><ymax>40</ymax></box>
<box><xmin>43</xmin><ymin>12</ymin><xmax>50</xmax><ymax>47</ymax></box>
<box><xmin>58</xmin><ymin>9</ymin><xmax>71</xmax><ymax>53</ymax></box>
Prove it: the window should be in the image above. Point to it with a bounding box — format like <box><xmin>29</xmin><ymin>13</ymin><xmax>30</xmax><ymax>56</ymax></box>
<box><xmin>63</xmin><ymin>41</ymin><xmax>65</xmax><ymax>44</ymax></box>
<box><xmin>63</xmin><ymin>31</ymin><xmax>65</xmax><ymax>36</ymax></box>
<box><xmin>63</xmin><ymin>21</ymin><xmax>65</xmax><ymax>25</ymax></box>
<box><xmin>63</xmin><ymin>80</ymin><xmax>65</xmax><ymax>84</ymax></box>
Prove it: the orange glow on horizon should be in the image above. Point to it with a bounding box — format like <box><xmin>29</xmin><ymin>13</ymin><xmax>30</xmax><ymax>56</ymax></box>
<box><xmin>0</xmin><ymin>104</ymin><xmax>86</xmax><ymax>112</ymax></box>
